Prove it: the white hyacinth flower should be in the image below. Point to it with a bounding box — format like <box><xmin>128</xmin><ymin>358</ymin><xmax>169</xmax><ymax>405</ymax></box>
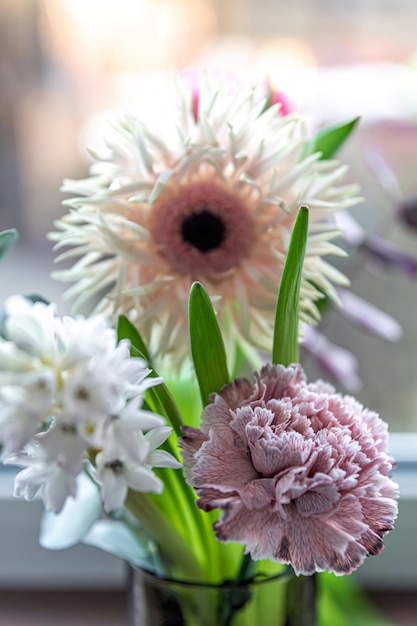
<box><xmin>91</xmin><ymin>398</ymin><xmax>166</xmax><ymax>458</ymax></box>
<box><xmin>50</xmin><ymin>74</ymin><xmax>360</xmax><ymax>366</ymax></box>
<box><xmin>94</xmin><ymin>423</ymin><xmax>180</xmax><ymax>512</ymax></box>
<box><xmin>0</xmin><ymin>296</ymin><xmax>179</xmax><ymax>514</ymax></box>
<box><xmin>3</xmin><ymin>296</ymin><xmax>58</xmax><ymax>359</ymax></box>
<box><xmin>7</xmin><ymin>441</ymin><xmax>79</xmax><ymax>514</ymax></box>
<box><xmin>94</xmin><ymin>449</ymin><xmax>163</xmax><ymax>513</ymax></box>
<box><xmin>0</xmin><ymin>369</ymin><xmax>56</xmax><ymax>455</ymax></box>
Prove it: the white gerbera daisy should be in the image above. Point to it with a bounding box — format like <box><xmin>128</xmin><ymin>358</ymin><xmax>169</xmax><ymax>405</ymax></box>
<box><xmin>50</xmin><ymin>75</ymin><xmax>359</xmax><ymax>366</ymax></box>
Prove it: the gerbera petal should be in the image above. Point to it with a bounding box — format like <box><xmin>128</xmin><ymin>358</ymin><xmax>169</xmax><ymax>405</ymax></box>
<box><xmin>50</xmin><ymin>74</ymin><xmax>360</xmax><ymax>365</ymax></box>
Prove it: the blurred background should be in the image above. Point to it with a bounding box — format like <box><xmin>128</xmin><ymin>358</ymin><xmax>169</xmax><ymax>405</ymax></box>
<box><xmin>1</xmin><ymin>0</ymin><xmax>417</xmax><ymax>430</ymax></box>
<box><xmin>0</xmin><ymin>0</ymin><xmax>416</xmax><ymax>623</ymax></box>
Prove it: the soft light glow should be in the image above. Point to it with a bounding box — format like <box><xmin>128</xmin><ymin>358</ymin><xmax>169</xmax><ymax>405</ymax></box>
<box><xmin>42</xmin><ymin>0</ymin><xmax>217</xmax><ymax>74</ymax></box>
<box><xmin>257</xmin><ymin>37</ymin><xmax>318</xmax><ymax>111</ymax></box>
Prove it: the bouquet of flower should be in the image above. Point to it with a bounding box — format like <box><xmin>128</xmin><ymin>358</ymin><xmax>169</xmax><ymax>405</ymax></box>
<box><xmin>0</xmin><ymin>75</ymin><xmax>398</xmax><ymax>626</ymax></box>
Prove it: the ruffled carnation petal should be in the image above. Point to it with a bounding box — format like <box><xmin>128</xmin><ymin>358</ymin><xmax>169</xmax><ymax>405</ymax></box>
<box><xmin>181</xmin><ymin>363</ymin><xmax>398</xmax><ymax>576</ymax></box>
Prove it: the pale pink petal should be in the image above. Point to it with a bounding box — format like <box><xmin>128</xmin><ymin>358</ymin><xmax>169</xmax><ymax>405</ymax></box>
<box><xmin>193</xmin><ymin>432</ymin><xmax>258</xmax><ymax>491</ymax></box>
<box><xmin>181</xmin><ymin>363</ymin><xmax>398</xmax><ymax>576</ymax></box>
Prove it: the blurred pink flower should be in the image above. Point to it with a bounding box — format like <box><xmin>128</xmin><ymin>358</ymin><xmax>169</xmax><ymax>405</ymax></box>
<box><xmin>266</xmin><ymin>85</ymin><xmax>292</xmax><ymax>116</ymax></box>
<box><xmin>186</xmin><ymin>68</ymin><xmax>292</xmax><ymax>122</ymax></box>
<box><xmin>181</xmin><ymin>364</ymin><xmax>398</xmax><ymax>576</ymax></box>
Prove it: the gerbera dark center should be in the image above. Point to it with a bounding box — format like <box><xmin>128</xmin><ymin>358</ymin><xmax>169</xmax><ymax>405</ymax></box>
<box><xmin>181</xmin><ymin>211</ymin><xmax>226</xmax><ymax>252</ymax></box>
<box><xmin>150</xmin><ymin>181</ymin><xmax>255</xmax><ymax>275</ymax></box>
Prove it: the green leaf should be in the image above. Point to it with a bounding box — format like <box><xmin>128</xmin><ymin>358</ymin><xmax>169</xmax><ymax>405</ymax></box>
<box><xmin>117</xmin><ymin>315</ymin><xmax>183</xmax><ymax>436</ymax></box>
<box><xmin>189</xmin><ymin>282</ymin><xmax>229</xmax><ymax>406</ymax></box>
<box><xmin>272</xmin><ymin>207</ymin><xmax>309</xmax><ymax>366</ymax></box>
<box><xmin>117</xmin><ymin>315</ymin><xmax>151</xmax><ymax>361</ymax></box>
<box><xmin>0</xmin><ymin>229</ymin><xmax>18</xmax><ymax>262</ymax></box>
<box><xmin>312</xmin><ymin>117</ymin><xmax>360</xmax><ymax>160</ymax></box>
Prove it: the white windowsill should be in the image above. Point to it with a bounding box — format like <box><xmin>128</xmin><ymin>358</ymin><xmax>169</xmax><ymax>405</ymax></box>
<box><xmin>0</xmin><ymin>433</ymin><xmax>416</xmax><ymax>590</ymax></box>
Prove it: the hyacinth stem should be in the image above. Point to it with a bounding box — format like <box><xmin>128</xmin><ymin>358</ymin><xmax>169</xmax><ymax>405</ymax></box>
<box><xmin>125</xmin><ymin>490</ymin><xmax>204</xmax><ymax>582</ymax></box>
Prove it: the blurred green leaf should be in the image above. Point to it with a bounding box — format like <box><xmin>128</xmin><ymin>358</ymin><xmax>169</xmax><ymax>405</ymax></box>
<box><xmin>318</xmin><ymin>573</ymin><xmax>393</xmax><ymax>626</ymax></box>
<box><xmin>312</xmin><ymin>117</ymin><xmax>360</xmax><ymax>160</ymax></box>
<box><xmin>0</xmin><ymin>229</ymin><xmax>18</xmax><ymax>262</ymax></box>
<box><xmin>272</xmin><ymin>207</ymin><xmax>309</xmax><ymax>366</ymax></box>
<box><xmin>164</xmin><ymin>375</ymin><xmax>202</xmax><ymax>429</ymax></box>
<box><xmin>24</xmin><ymin>294</ymin><xmax>50</xmax><ymax>305</ymax></box>
<box><xmin>189</xmin><ymin>282</ymin><xmax>229</xmax><ymax>406</ymax></box>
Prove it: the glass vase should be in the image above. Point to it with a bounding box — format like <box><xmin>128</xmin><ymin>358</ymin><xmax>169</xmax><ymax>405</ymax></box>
<box><xmin>128</xmin><ymin>566</ymin><xmax>316</xmax><ymax>626</ymax></box>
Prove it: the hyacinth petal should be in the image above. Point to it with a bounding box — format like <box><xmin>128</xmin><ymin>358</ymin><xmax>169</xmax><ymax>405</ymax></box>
<box><xmin>1</xmin><ymin>297</ymin><xmax>174</xmax><ymax>515</ymax></box>
<box><xmin>125</xmin><ymin>464</ymin><xmax>163</xmax><ymax>494</ymax></box>
<box><xmin>42</xmin><ymin>469</ymin><xmax>78</xmax><ymax>514</ymax></box>
<box><xmin>143</xmin><ymin>426</ymin><xmax>173</xmax><ymax>450</ymax></box>
<box><xmin>181</xmin><ymin>363</ymin><xmax>398</xmax><ymax>576</ymax></box>
<box><xmin>100</xmin><ymin>471</ymin><xmax>128</xmax><ymax>512</ymax></box>
<box><xmin>148</xmin><ymin>449</ymin><xmax>182</xmax><ymax>469</ymax></box>
<box><xmin>4</xmin><ymin>296</ymin><xmax>57</xmax><ymax>358</ymax></box>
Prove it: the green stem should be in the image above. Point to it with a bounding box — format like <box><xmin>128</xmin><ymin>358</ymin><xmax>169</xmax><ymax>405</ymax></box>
<box><xmin>235</xmin><ymin>553</ymin><xmax>256</xmax><ymax>584</ymax></box>
<box><xmin>125</xmin><ymin>491</ymin><xmax>204</xmax><ymax>582</ymax></box>
<box><xmin>216</xmin><ymin>555</ymin><xmax>256</xmax><ymax>626</ymax></box>
<box><xmin>285</xmin><ymin>573</ymin><xmax>317</xmax><ymax>626</ymax></box>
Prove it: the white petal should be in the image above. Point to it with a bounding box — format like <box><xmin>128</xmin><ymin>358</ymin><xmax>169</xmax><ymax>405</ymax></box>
<box><xmin>125</xmin><ymin>464</ymin><xmax>163</xmax><ymax>494</ymax></box>
<box><xmin>149</xmin><ymin>449</ymin><xmax>182</xmax><ymax>469</ymax></box>
<box><xmin>100</xmin><ymin>470</ymin><xmax>128</xmax><ymax>512</ymax></box>
<box><xmin>144</xmin><ymin>426</ymin><xmax>173</xmax><ymax>450</ymax></box>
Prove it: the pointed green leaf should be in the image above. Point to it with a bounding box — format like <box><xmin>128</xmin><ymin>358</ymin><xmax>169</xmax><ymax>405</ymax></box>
<box><xmin>117</xmin><ymin>315</ymin><xmax>183</xmax><ymax>436</ymax></box>
<box><xmin>272</xmin><ymin>207</ymin><xmax>309</xmax><ymax>366</ymax></box>
<box><xmin>117</xmin><ymin>314</ymin><xmax>151</xmax><ymax>361</ymax></box>
<box><xmin>0</xmin><ymin>229</ymin><xmax>18</xmax><ymax>262</ymax></box>
<box><xmin>189</xmin><ymin>282</ymin><xmax>229</xmax><ymax>406</ymax></box>
<box><xmin>312</xmin><ymin>117</ymin><xmax>360</xmax><ymax>160</ymax></box>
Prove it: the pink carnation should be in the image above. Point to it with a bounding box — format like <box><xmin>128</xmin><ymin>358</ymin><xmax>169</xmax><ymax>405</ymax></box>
<box><xmin>181</xmin><ymin>364</ymin><xmax>398</xmax><ymax>576</ymax></box>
